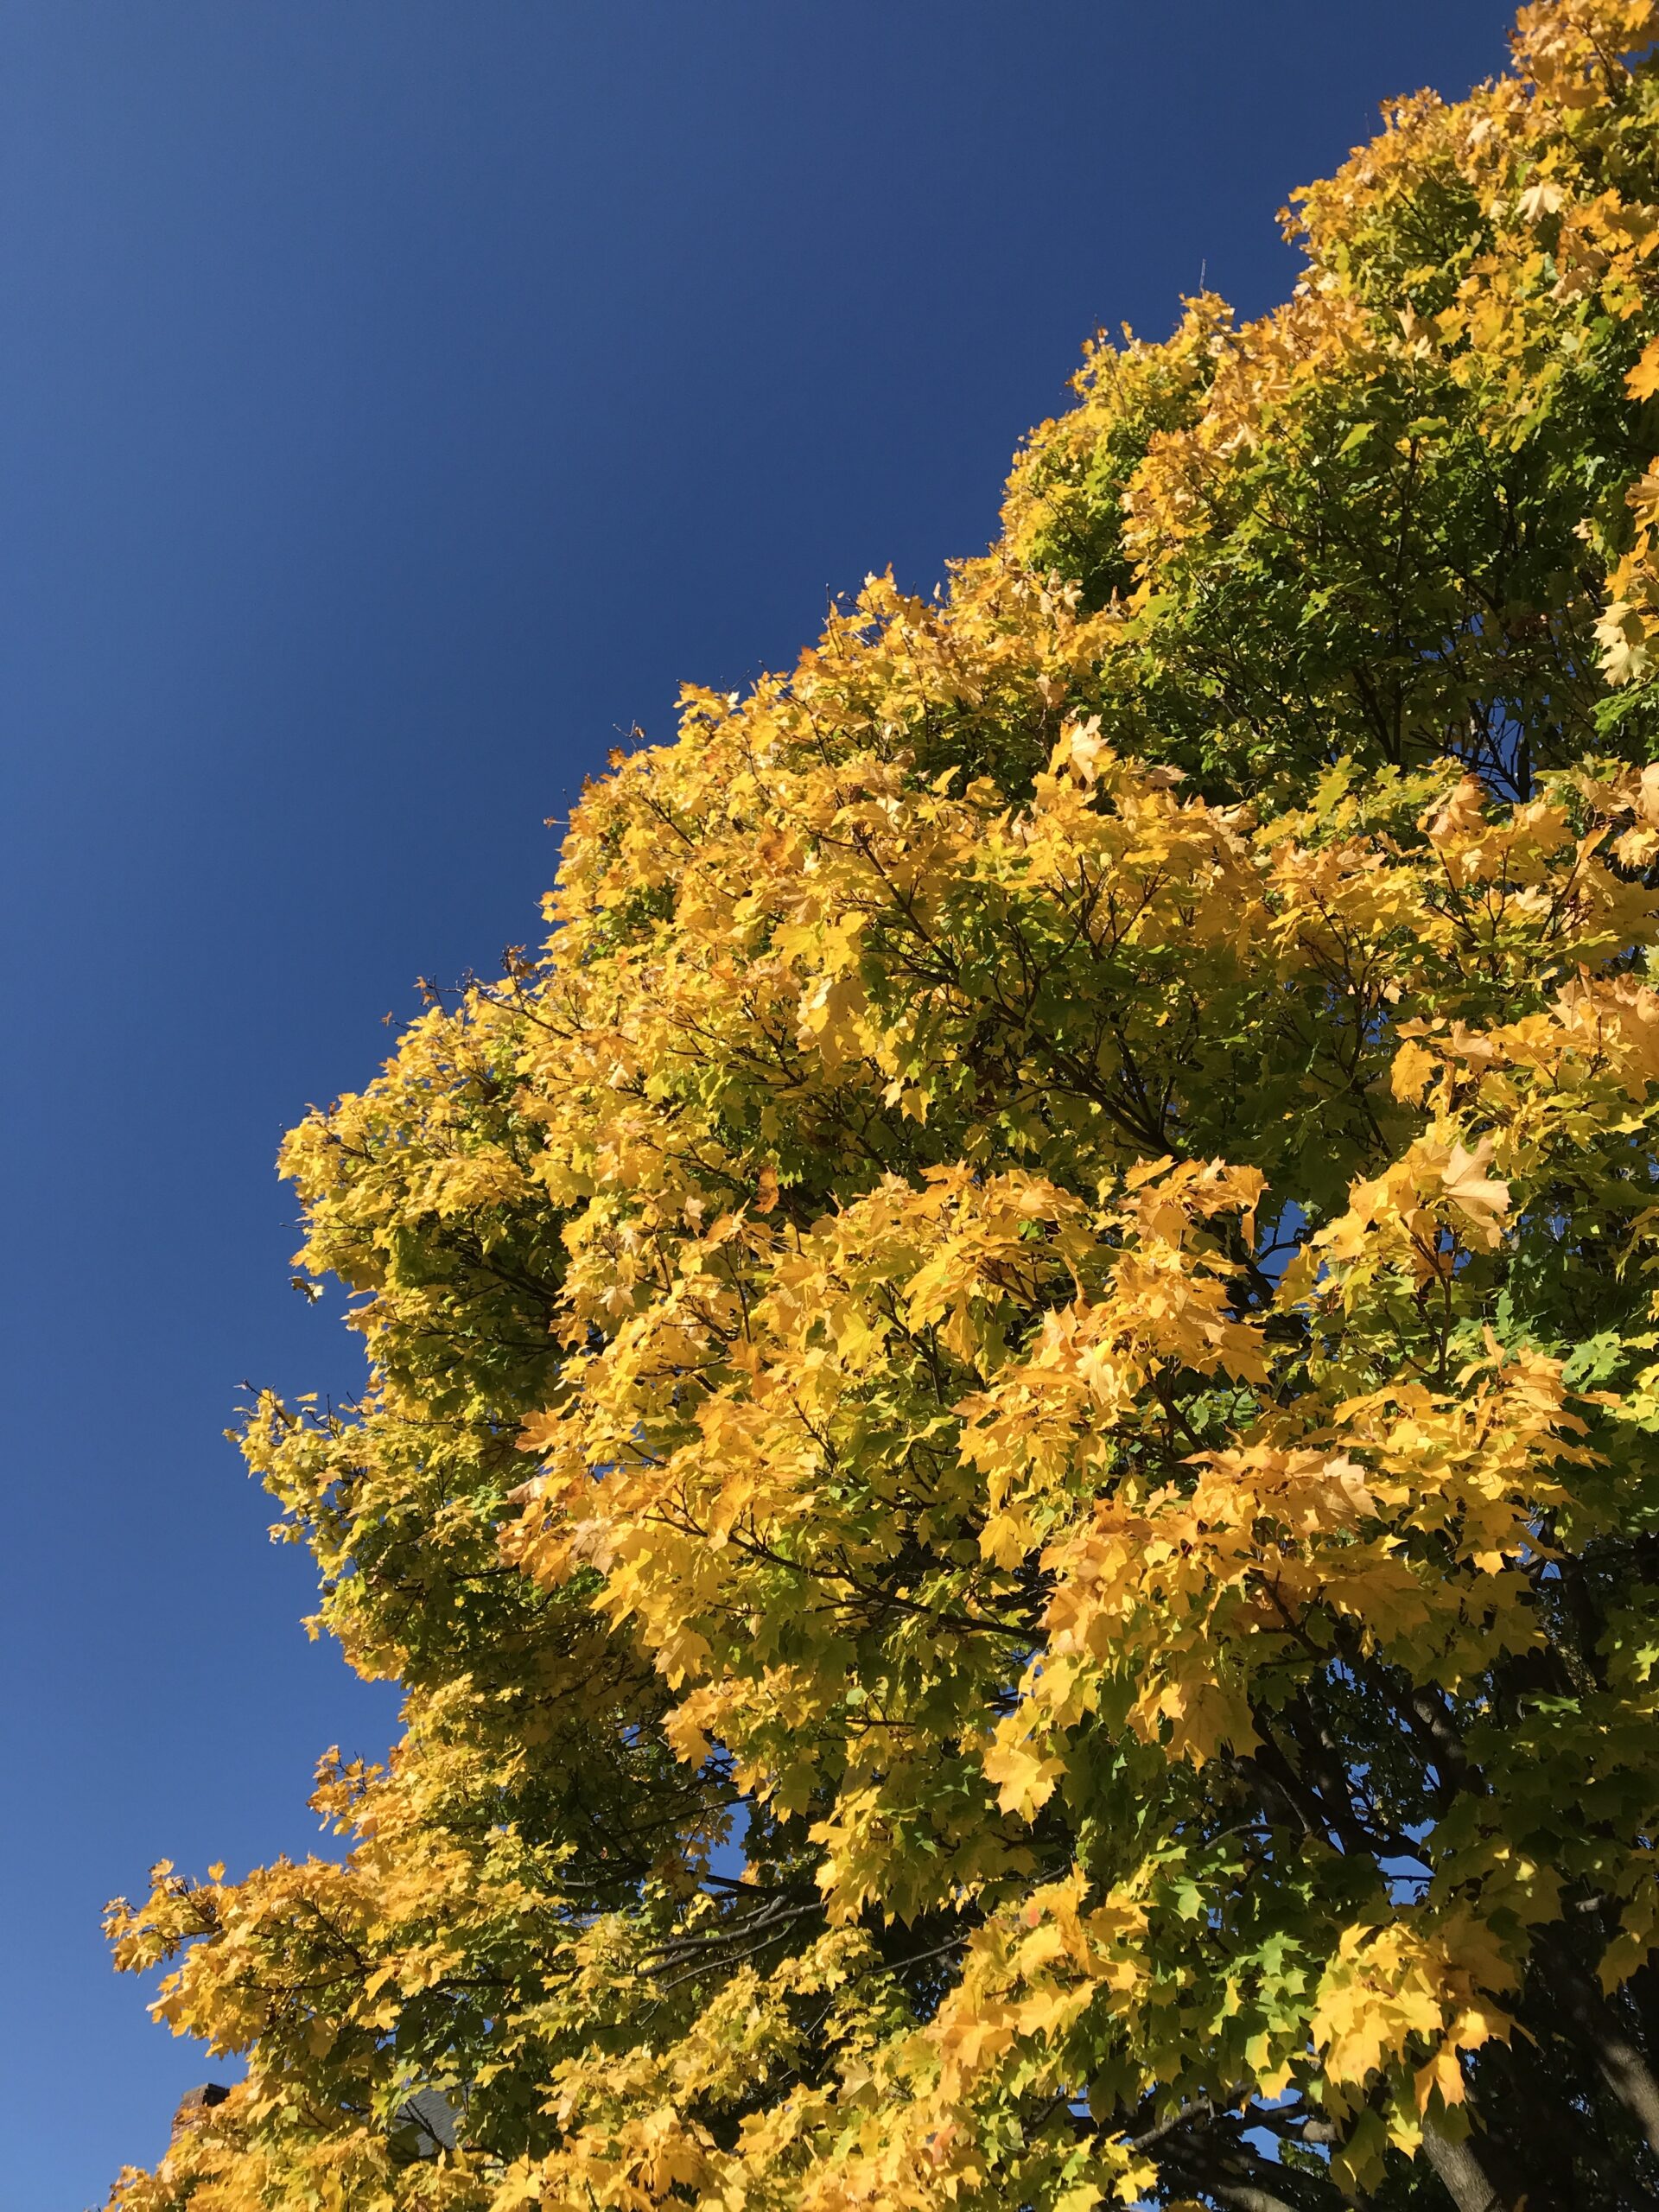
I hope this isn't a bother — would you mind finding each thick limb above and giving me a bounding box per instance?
[1417,2118,1514,2212]
[1533,1923,1659,2158]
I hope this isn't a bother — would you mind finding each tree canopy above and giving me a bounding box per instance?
[105,8,1659,2208]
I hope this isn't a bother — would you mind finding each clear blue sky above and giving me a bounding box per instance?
[0,4,1518,2203]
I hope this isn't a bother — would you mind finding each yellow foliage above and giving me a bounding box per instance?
[105,10,1659,2208]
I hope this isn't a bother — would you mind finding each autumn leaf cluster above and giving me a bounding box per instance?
[105,8,1659,2209]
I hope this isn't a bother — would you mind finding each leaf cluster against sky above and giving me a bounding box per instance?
[93,6,1659,2210]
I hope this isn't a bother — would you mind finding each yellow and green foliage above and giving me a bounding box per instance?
[106,8,1659,2207]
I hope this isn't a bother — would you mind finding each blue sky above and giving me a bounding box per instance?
[0,3,1517,2203]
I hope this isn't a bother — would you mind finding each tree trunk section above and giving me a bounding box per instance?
[1418,2118,1511,2212]
[1535,1925,1659,2157]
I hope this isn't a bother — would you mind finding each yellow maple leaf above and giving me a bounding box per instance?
[1440,1138,1510,1244]
[1629,337,1659,399]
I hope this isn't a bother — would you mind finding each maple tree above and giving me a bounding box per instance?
[103,6,1659,2208]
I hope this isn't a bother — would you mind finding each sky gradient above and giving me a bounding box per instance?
[0,4,1519,2202]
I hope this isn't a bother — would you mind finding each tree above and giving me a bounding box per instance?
[104,7,1659,2207]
